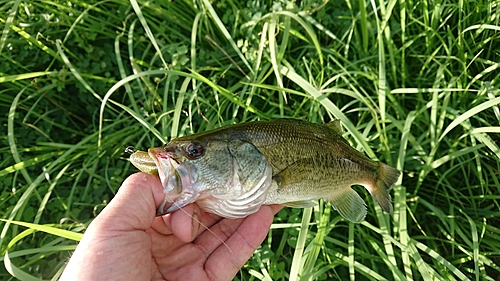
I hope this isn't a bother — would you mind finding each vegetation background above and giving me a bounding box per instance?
[1,0,499,280]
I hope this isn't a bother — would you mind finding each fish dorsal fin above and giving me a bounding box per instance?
[326,119,343,134]
[326,187,367,223]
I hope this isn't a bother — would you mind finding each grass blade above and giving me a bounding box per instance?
[289,207,312,281]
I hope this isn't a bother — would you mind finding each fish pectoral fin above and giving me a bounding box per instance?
[283,200,318,208]
[326,188,367,223]
[273,158,316,189]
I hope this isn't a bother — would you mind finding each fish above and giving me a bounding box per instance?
[127,119,400,223]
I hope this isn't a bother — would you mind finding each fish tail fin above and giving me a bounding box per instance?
[367,162,400,214]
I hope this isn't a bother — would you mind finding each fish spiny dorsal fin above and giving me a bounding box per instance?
[325,120,343,134]
[325,120,350,145]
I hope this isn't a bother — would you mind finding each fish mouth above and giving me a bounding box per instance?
[148,147,197,216]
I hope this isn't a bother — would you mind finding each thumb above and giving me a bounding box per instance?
[94,172,167,231]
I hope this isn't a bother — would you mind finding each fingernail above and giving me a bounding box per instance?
[191,211,200,240]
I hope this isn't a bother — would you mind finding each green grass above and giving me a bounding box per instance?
[1,0,500,280]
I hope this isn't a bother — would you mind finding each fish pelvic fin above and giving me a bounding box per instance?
[283,200,318,208]
[326,187,367,223]
[366,162,401,214]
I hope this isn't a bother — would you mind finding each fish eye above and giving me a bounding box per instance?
[184,142,204,159]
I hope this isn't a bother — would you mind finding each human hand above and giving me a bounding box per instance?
[60,173,282,281]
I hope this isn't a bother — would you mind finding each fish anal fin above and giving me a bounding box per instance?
[283,200,318,208]
[326,188,367,223]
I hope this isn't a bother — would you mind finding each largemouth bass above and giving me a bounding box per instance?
[128,119,400,223]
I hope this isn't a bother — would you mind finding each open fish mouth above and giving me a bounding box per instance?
[147,147,198,216]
